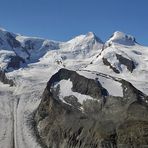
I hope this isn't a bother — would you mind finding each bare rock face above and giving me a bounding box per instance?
[102,55,136,74]
[0,37,4,45]
[5,32,21,48]
[24,40,35,50]
[102,57,120,74]
[116,54,136,72]
[7,55,25,70]
[47,69,104,99]
[34,69,148,148]
[0,70,14,86]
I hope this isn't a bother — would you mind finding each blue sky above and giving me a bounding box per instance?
[0,0,148,45]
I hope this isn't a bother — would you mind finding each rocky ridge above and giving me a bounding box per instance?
[35,69,148,148]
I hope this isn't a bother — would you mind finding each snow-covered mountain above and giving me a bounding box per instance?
[0,28,148,148]
[0,28,60,70]
[0,28,103,71]
[106,31,136,46]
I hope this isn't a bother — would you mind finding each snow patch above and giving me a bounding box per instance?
[54,79,94,104]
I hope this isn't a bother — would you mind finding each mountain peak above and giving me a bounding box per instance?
[106,31,136,46]
[67,32,103,45]
[0,27,7,32]
[86,32,96,37]
[85,32,103,44]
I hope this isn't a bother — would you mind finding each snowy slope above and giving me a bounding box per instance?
[106,31,136,46]
[86,32,148,94]
[0,83,14,148]
[77,70,123,97]
[0,28,103,71]
[0,28,60,71]
[37,32,103,70]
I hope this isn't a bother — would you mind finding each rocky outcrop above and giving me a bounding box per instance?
[102,55,136,73]
[34,69,148,148]
[5,32,21,48]
[0,70,14,86]
[102,57,120,73]
[24,40,35,50]
[7,55,25,70]
[47,69,105,99]
[0,37,4,45]
[116,54,136,72]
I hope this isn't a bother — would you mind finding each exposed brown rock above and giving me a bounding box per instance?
[34,69,148,148]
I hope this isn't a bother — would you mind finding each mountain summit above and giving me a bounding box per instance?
[107,31,136,46]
